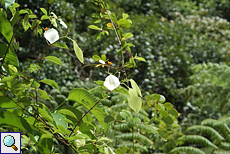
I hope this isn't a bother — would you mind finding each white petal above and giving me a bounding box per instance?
[60,20,68,29]
[104,74,120,91]
[99,59,105,65]
[44,28,59,44]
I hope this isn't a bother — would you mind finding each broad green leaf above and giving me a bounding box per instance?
[5,0,15,9]
[52,42,69,50]
[40,8,47,15]
[115,149,126,154]
[72,40,84,64]
[118,19,131,28]
[169,108,178,118]
[68,88,108,131]
[38,89,51,100]
[163,115,173,125]
[0,9,13,43]
[130,79,142,97]
[157,129,168,140]
[58,109,77,119]
[155,104,165,110]
[51,113,68,128]
[132,117,141,124]
[0,76,15,83]
[88,25,102,31]
[127,88,142,113]
[44,56,62,67]
[104,115,115,123]
[0,110,32,133]
[39,79,60,91]
[37,133,53,154]
[0,96,18,108]
[164,102,174,109]
[159,109,168,117]
[37,103,53,123]
[0,42,19,66]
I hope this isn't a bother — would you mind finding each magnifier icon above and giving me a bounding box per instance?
[3,135,18,151]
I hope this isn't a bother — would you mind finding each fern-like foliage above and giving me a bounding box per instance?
[170,116,230,154]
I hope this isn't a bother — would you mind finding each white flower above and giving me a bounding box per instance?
[60,20,68,29]
[99,59,105,65]
[104,74,120,91]
[44,28,59,44]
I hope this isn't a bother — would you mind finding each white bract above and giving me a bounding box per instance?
[104,74,120,91]
[60,20,68,29]
[99,59,105,65]
[44,28,59,44]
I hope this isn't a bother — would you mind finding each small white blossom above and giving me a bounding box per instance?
[99,59,105,65]
[44,28,59,44]
[104,74,120,91]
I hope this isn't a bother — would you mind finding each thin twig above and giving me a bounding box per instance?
[69,99,102,137]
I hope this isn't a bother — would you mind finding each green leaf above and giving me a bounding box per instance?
[0,76,15,83]
[68,88,108,131]
[104,115,115,123]
[159,95,166,103]
[51,113,68,128]
[40,8,47,15]
[39,79,60,91]
[8,64,18,73]
[130,79,142,97]
[44,56,62,67]
[122,13,129,19]
[115,148,126,154]
[128,88,142,113]
[120,110,132,120]
[101,54,106,61]
[58,109,78,119]
[5,0,15,10]
[164,102,174,109]
[0,110,32,134]
[123,33,133,39]
[0,96,18,108]
[163,115,174,125]
[0,9,13,43]
[41,15,49,20]
[169,108,178,118]
[92,55,101,61]
[0,42,19,66]
[159,109,168,117]
[52,42,69,50]
[88,25,102,31]
[37,133,53,154]
[38,89,51,100]
[48,0,54,5]
[135,56,146,62]
[118,19,131,28]
[72,40,84,64]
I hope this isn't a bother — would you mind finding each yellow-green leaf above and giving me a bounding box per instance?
[40,79,60,91]
[72,40,84,64]
[44,56,62,67]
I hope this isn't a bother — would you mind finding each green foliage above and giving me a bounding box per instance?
[170,116,230,154]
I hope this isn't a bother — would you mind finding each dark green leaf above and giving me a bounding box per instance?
[163,115,174,125]
[0,9,13,43]
[104,115,114,123]
[68,88,108,131]
[0,42,19,66]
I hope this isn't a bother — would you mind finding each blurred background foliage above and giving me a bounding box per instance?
[13,0,230,153]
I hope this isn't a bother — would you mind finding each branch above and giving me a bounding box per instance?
[69,99,102,137]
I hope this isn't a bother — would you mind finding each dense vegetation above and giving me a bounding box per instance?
[0,0,230,153]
